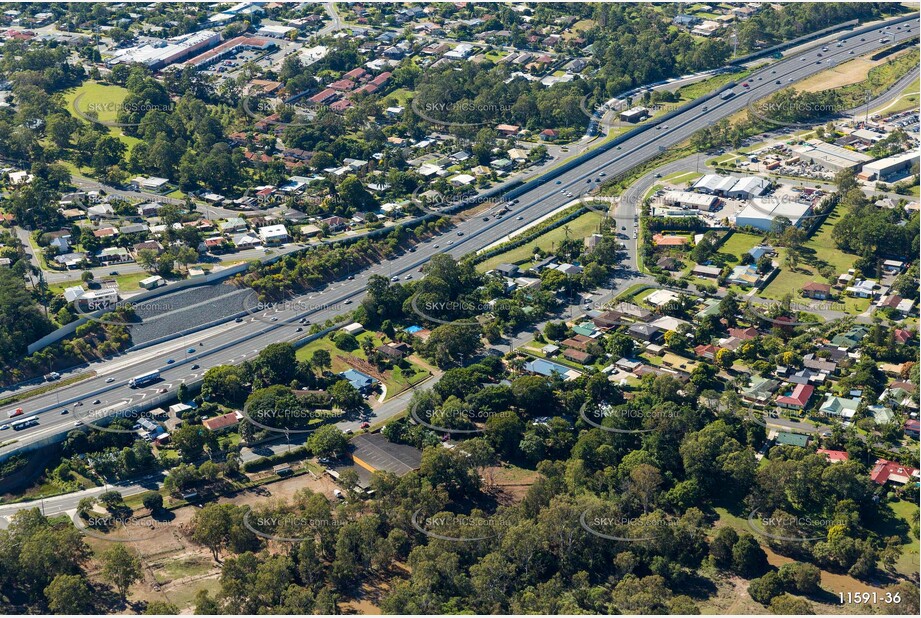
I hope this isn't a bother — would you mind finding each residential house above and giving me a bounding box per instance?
[523,358,582,381]
[339,369,379,394]
[775,432,810,447]
[202,411,242,432]
[776,383,814,410]
[818,395,860,420]
[870,459,920,485]
[801,282,831,300]
[817,449,849,463]
[628,323,661,343]
[741,376,779,405]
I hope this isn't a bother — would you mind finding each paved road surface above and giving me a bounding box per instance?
[0,16,915,461]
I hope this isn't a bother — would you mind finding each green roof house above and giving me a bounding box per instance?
[775,431,810,447]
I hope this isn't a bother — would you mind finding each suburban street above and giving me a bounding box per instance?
[1,15,916,463]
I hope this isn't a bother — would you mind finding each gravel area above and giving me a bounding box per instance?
[128,284,255,345]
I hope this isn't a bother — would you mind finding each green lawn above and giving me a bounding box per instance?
[384,88,414,106]
[761,207,862,306]
[869,499,919,577]
[675,69,752,104]
[49,271,154,296]
[872,75,920,115]
[295,331,430,400]
[62,81,141,154]
[483,50,508,62]
[718,231,765,262]
[477,211,605,272]
[662,170,699,185]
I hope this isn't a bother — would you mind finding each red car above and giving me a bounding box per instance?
[360,422,370,429]
[742,82,749,87]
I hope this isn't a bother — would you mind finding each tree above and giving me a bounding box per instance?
[732,532,769,577]
[101,544,142,599]
[190,504,233,561]
[144,601,180,614]
[307,425,348,458]
[423,323,482,367]
[709,526,738,568]
[484,411,524,458]
[544,321,568,341]
[769,594,814,614]
[748,571,785,605]
[330,380,363,411]
[142,493,164,513]
[778,562,820,595]
[256,342,297,385]
[311,349,332,373]
[202,365,247,404]
[44,574,94,614]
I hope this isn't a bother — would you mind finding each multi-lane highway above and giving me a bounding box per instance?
[1,15,916,459]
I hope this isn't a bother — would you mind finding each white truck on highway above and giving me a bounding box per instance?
[720,89,735,100]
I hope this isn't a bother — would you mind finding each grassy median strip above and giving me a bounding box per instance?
[0,372,97,408]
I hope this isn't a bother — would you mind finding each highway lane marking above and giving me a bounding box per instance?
[7,22,909,452]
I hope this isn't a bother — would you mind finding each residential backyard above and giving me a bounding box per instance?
[295,330,431,400]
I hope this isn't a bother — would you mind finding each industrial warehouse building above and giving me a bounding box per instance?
[860,151,920,181]
[107,30,221,69]
[350,433,422,476]
[663,190,718,210]
[693,174,738,195]
[619,106,649,123]
[693,174,770,198]
[735,196,813,231]
[791,139,872,172]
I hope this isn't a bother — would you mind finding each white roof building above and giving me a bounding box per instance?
[646,289,681,307]
[735,197,812,231]
[663,190,717,209]
[258,224,289,243]
[727,176,770,199]
[693,174,737,194]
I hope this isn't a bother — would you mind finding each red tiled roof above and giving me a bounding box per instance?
[802,282,831,292]
[694,344,718,358]
[870,458,919,485]
[729,327,759,340]
[776,383,814,407]
[202,412,241,431]
[817,449,849,462]
[309,88,339,104]
[329,78,356,91]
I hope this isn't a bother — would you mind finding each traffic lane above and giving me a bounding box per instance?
[4,20,912,448]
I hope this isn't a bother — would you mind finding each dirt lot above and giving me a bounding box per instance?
[83,472,344,613]
[799,54,900,92]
